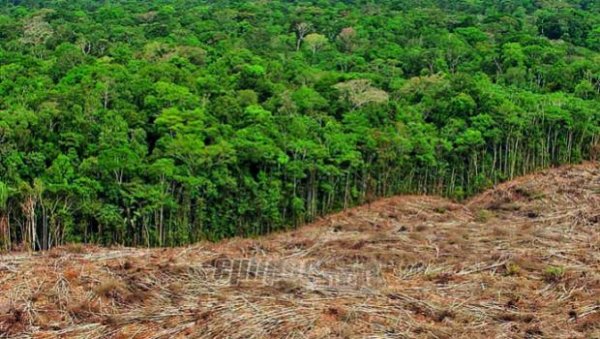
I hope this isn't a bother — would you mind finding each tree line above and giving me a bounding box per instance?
[0,0,599,250]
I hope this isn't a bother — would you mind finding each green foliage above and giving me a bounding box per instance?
[504,263,521,276]
[0,181,8,209]
[543,266,566,283]
[475,209,494,223]
[0,0,598,249]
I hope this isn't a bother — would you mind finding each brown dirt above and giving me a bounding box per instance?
[1,163,599,338]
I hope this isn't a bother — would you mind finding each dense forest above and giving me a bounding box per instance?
[0,0,599,250]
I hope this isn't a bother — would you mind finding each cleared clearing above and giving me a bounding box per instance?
[1,163,599,338]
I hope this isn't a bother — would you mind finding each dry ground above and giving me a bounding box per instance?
[1,163,599,338]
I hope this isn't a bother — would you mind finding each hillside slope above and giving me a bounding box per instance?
[1,163,599,338]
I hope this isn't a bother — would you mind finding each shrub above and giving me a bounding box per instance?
[475,209,494,223]
[542,266,565,283]
[505,263,521,276]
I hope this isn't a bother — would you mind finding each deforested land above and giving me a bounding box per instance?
[0,0,599,249]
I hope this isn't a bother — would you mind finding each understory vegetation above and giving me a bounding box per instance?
[0,0,599,249]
